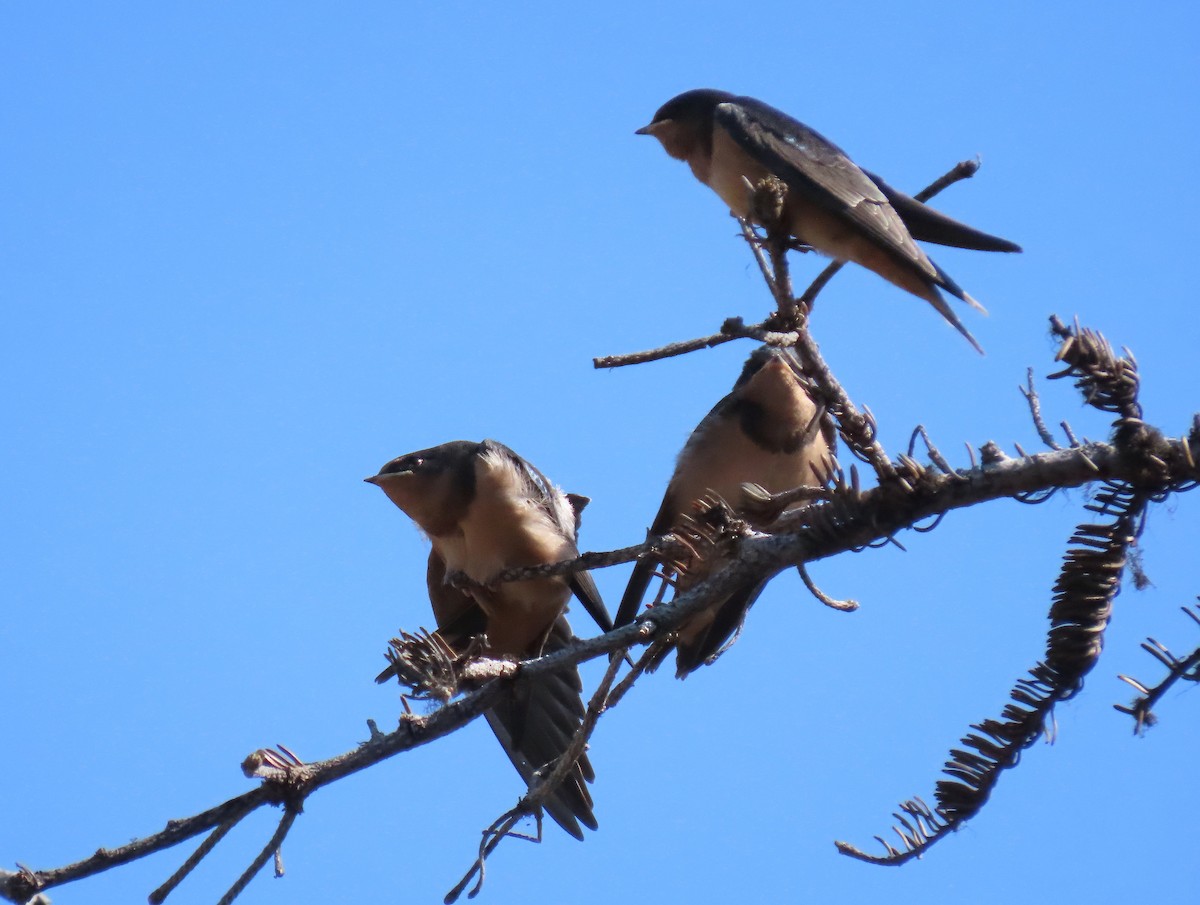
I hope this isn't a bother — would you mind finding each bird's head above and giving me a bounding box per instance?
[365,440,480,537]
[635,88,736,160]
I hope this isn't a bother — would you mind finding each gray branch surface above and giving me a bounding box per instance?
[4,429,1195,905]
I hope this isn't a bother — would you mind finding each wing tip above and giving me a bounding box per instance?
[960,290,989,316]
[925,287,986,355]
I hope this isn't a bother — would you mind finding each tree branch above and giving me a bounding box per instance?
[592,157,986,373]
[8,409,1196,902]
[1114,603,1200,733]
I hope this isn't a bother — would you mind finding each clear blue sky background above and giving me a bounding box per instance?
[4,4,1198,903]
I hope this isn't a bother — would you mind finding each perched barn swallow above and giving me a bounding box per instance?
[615,347,836,677]
[365,439,610,839]
[637,89,1021,352]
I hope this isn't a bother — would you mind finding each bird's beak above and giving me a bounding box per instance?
[634,123,656,136]
[365,467,415,485]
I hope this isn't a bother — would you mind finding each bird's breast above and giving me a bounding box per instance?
[670,416,827,517]
[433,465,574,654]
[706,128,773,219]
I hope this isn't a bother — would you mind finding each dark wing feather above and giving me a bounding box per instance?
[424,550,486,644]
[716,97,926,268]
[615,388,740,629]
[863,169,1022,252]
[619,381,739,628]
[614,487,681,628]
[674,579,769,677]
[484,616,597,839]
[570,570,613,633]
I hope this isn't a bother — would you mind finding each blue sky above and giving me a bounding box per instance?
[4,4,1198,903]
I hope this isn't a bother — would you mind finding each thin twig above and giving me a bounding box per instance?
[604,642,657,711]
[1021,368,1063,450]
[595,157,986,370]
[446,652,628,902]
[913,158,981,203]
[797,563,859,612]
[149,818,240,904]
[1114,604,1200,733]
[736,214,798,324]
[592,317,798,370]
[7,434,1198,904]
[216,808,299,905]
[793,327,897,483]
[593,331,740,369]
[2,788,270,904]
[446,539,653,593]
[910,426,956,475]
[798,260,844,311]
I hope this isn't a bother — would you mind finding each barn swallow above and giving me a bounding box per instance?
[614,346,836,676]
[636,89,1021,352]
[365,439,610,839]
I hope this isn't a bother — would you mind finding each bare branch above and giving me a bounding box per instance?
[6,307,1198,903]
[2,788,270,904]
[913,158,982,202]
[442,437,1194,596]
[602,644,658,711]
[148,818,239,904]
[793,328,898,484]
[797,563,859,612]
[445,650,631,902]
[216,808,299,905]
[840,478,1149,864]
[594,157,990,372]
[592,329,740,369]
[18,431,1178,902]
[1114,603,1200,733]
[837,319,1173,865]
[909,425,956,475]
[1049,315,1142,423]
[591,317,798,370]
[1020,368,1063,450]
